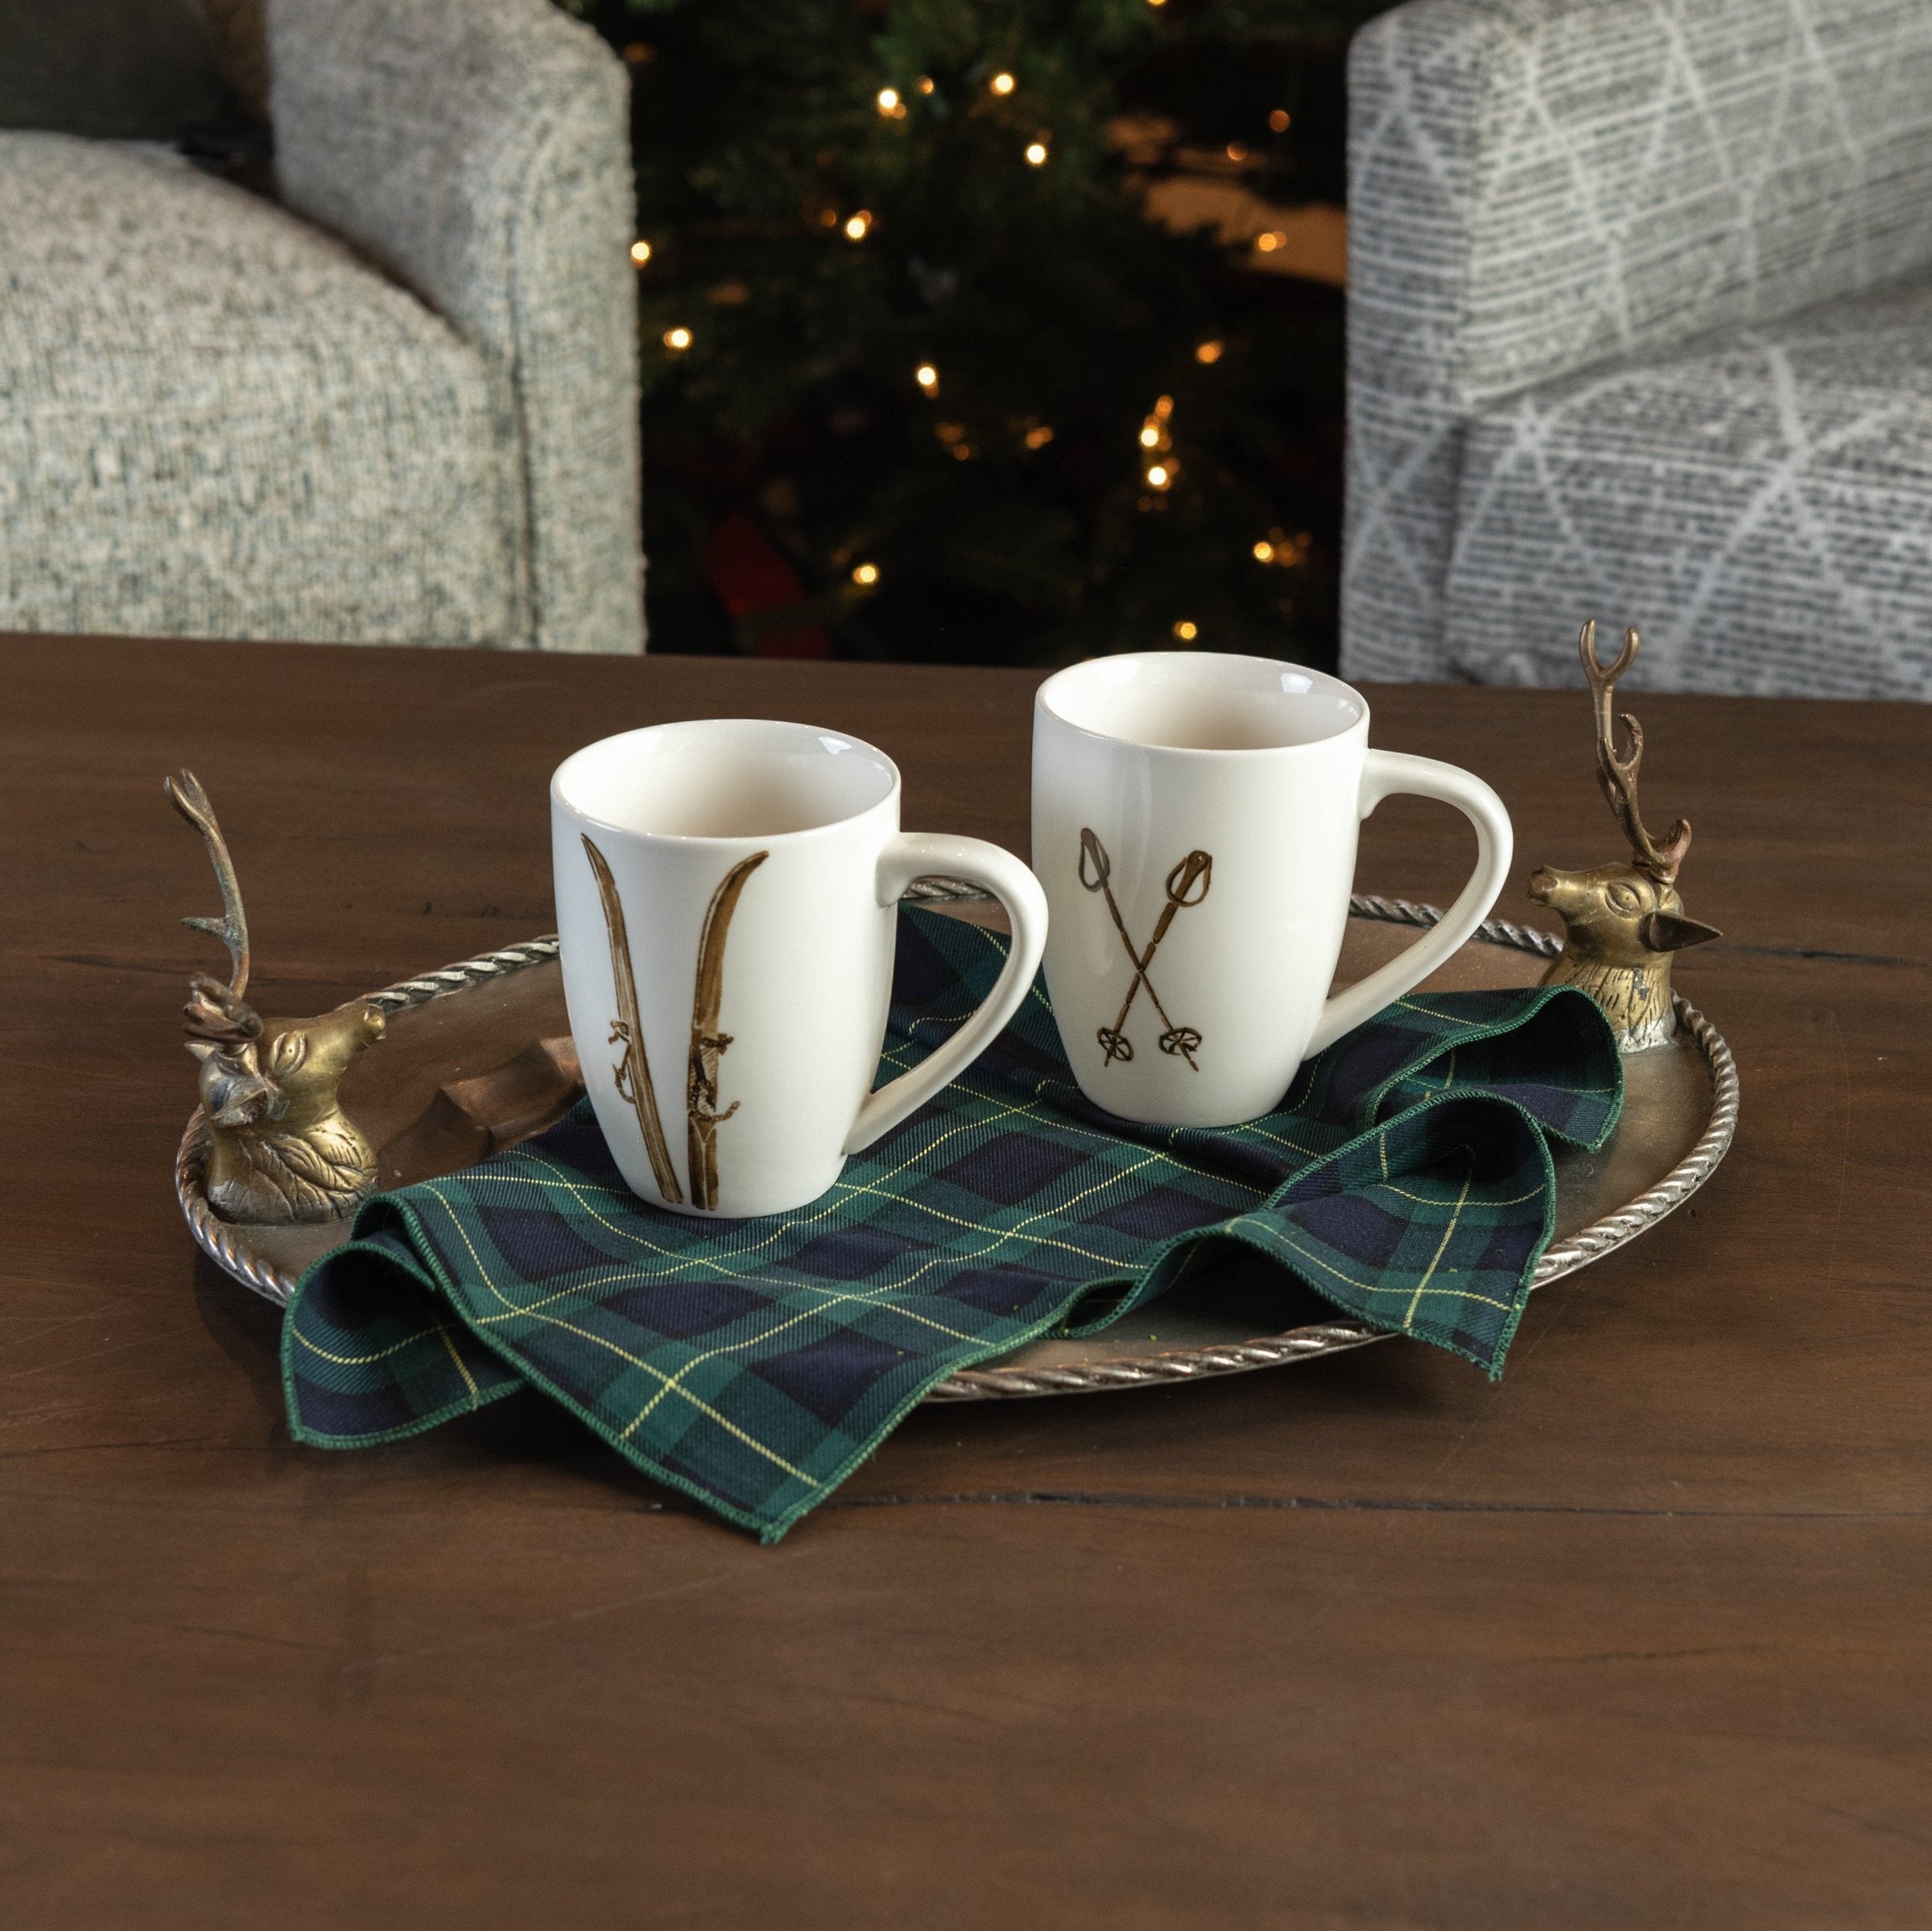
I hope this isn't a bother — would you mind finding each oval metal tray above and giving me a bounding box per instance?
[178,891,1737,1402]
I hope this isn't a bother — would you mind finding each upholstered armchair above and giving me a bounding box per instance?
[0,0,643,654]
[1342,0,1932,698]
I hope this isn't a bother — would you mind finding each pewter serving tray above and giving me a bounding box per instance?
[178,892,1736,1401]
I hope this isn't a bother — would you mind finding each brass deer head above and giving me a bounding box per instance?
[168,772,386,1223]
[1528,624,1721,1051]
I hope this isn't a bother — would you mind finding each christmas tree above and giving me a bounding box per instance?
[574,0,1379,666]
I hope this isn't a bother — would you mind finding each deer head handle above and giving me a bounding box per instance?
[1530,625,1720,1052]
[169,772,385,1223]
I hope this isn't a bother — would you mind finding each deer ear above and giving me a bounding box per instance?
[1640,910,1722,952]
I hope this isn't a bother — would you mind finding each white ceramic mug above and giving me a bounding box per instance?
[552,719,1047,1217]
[1032,652,1513,1127]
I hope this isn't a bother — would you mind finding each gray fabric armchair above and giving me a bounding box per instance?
[1341,0,1932,698]
[0,0,643,654]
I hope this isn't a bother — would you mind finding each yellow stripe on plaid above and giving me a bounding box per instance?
[425,1185,824,1489]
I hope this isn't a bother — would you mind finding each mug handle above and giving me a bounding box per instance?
[1302,752,1514,1058]
[843,832,1050,1155]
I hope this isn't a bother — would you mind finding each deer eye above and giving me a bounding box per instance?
[267,1029,309,1078]
[1608,882,1643,913]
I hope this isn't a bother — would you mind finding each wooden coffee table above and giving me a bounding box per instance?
[5,633,1928,1928]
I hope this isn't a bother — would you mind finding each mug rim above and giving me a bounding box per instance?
[551,716,902,845]
[1035,650,1370,757]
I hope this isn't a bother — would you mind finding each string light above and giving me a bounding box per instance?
[629,239,653,266]
[915,362,939,394]
[621,42,652,64]
[1269,108,1291,132]
[663,327,691,351]
[1255,231,1286,253]
[990,71,1016,95]
[877,87,902,116]
[1173,620,1197,641]
[1148,0,1167,8]
[852,562,880,586]
[1022,423,1055,449]
[1195,340,1224,365]
[1146,463,1171,489]
[917,76,935,95]
[1025,140,1049,166]
[1139,398,1172,460]
[844,210,873,241]
[1226,142,1248,163]
[1257,529,1313,568]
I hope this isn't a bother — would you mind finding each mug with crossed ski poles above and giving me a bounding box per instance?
[1036,651,1512,1128]
[1077,827,1212,1070]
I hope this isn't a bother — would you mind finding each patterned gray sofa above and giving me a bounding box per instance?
[0,0,643,654]
[1342,0,1932,699]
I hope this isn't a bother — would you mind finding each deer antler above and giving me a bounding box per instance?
[1576,621,1691,882]
[167,770,262,1045]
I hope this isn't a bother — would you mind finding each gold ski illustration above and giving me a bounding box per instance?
[686,851,769,1211]
[581,834,683,1204]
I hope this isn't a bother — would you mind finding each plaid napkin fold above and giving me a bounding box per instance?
[283,908,1623,1541]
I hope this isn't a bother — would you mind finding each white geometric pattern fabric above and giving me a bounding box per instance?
[1446,273,1932,697]
[1343,0,1932,694]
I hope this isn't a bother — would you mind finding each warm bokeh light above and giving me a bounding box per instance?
[1173,620,1198,641]
[1256,232,1284,253]
[1023,423,1055,448]
[1025,141,1049,166]
[1153,394,1174,419]
[1138,424,1160,448]
[1253,540,1275,563]
[990,72,1016,95]
[915,363,939,394]
[1269,108,1291,133]
[629,240,652,266]
[877,87,901,114]
[844,210,872,241]
[1146,464,1170,489]
[852,562,880,586]
[663,327,691,351]
[917,76,935,95]
[1195,340,1224,365]
[1226,142,1248,162]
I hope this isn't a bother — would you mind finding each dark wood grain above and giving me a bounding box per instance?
[3,633,1929,1929]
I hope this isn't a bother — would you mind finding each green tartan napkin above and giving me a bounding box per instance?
[283,909,1622,1541]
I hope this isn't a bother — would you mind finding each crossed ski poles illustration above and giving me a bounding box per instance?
[1078,827,1212,1070]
